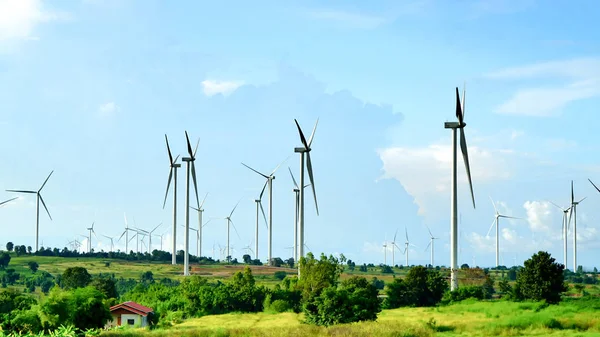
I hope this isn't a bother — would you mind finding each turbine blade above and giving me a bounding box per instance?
[185,131,194,157]
[499,215,523,220]
[118,231,126,241]
[577,197,587,203]
[589,178,600,194]
[288,167,299,189]
[191,161,200,208]
[6,190,36,194]
[259,201,268,229]
[259,180,268,200]
[165,134,174,165]
[306,152,319,216]
[39,170,54,192]
[199,192,209,209]
[230,219,241,240]
[489,196,498,213]
[424,242,431,252]
[459,128,476,209]
[202,219,213,228]
[241,163,269,179]
[455,87,464,124]
[393,229,398,243]
[190,206,200,212]
[548,200,563,211]
[39,194,52,220]
[307,118,319,147]
[425,224,433,238]
[271,155,291,176]
[230,198,242,218]
[193,138,200,157]
[462,83,466,120]
[294,119,309,149]
[0,197,18,207]
[162,167,173,209]
[151,223,162,233]
[486,218,496,237]
[571,180,574,205]
[405,227,408,242]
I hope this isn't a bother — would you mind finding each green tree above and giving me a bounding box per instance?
[243,254,251,264]
[515,251,567,304]
[594,267,598,274]
[27,261,39,273]
[0,253,10,269]
[90,276,118,299]
[40,286,111,331]
[27,246,32,254]
[61,267,91,290]
[384,266,448,308]
[140,271,154,284]
[297,253,344,300]
[5,242,13,252]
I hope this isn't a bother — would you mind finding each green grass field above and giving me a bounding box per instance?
[100,298,600,337]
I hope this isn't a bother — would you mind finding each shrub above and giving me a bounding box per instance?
[274,271,287,280]
[515,251,567,304]
[443,285,484,302]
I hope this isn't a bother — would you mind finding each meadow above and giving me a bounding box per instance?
[98,297,600,337]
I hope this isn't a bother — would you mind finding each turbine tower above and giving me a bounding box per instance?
[487,197,523,267]
[390,230,399,267]
[444,87,476,290]
[86,222,97,252]
[223,199,242,261]
[182,131,200,276]
[424,225,439,267]
[382,241,387,265]
[293,118,320,277]
[241,158,288,264]
[7,170,54,252]
[163,134,181,265]
[403,228,417,267]
[118,213,135,253]
[549,201,571,269]
[569,181,586,271]
[190,193,208,258]
[251,186,268,261]
[288,167,310,264]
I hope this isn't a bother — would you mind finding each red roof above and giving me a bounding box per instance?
[110,301,154,316]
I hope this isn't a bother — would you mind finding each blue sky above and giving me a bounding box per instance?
[1,0,600,270]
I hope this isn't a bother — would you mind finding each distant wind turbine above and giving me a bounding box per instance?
[190,193,209,258]
[569,181,586,270]
[222,199,242,260]
[549,201,571,269]
[163,134,181,265]
[86,222,97,252]
[424,225,439,267]
[7,170,54,252]
[102,234,117,252]
[390,230,401,267]
[403,228,417,267]
[487,197,523,267]
[444,86,476,290]
[182,131,200,276]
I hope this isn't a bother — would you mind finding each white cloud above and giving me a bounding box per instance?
[486,58,600,116]
[98,102,119,116]
[523,200,555,233]
[0,0,65,41]
[378,142,514,217]
[201,80,243,97]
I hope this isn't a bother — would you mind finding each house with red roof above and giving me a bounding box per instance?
[107,301,154,328]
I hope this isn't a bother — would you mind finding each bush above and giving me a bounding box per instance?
[515,251,567,304]
[443,285,484,302]
[274,271,287,280]
[384,266,448,308]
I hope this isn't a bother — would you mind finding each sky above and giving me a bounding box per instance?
[1,0,600,270]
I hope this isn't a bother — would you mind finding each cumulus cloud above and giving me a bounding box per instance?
[201,80,244,97]
[378,143,514,217]
[523,200,555,233]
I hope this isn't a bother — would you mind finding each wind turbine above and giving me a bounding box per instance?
[86,222,97,252]
[156,231,168,251]
[241,157,288,265]
[7,170,54,252]
[137,223,162,253]
[569,181,586,271]
[190,193,209,258]
[390,230,399,267]
[182,131,200,276]
[251,187,268,261]
[424,225,439,267]
[293,118,320,277]
[102,234,117,252]
[487,197,523,267]
[163,134,181,265]
[0,197,17,208]
[118,213,135,253]
[223,199,242,261]
[382,241,388,265]
[549,201,571,269]
[403,228,417,267]
[444,87,476,290]
[288,167,311,263]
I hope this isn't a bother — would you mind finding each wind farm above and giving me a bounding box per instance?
[1,2,600,335]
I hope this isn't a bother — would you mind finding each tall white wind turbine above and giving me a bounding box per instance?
[288,167,310,264]
[293,118,320,277]
[163,134,181,265]
[241,157,288,265]
[390,230,399,267]
[444,87,476,290]
[182,131,200,276]
[487,197,523,267]
[569,181,586,271]
[403,228,417,267]
[86,222,97,252]
[223,199,242,261]
[7,170,54,252]
[549,201,571,269]
[118,213,136,253]
[424,225,439,267]
[382,241,388,265]
[190,193,208,257]
[102,234,117,252]
[251,186,268,261]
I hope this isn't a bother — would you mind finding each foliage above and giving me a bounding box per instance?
[61,267,91,290]
[0,253,10,269]
[27,262,39,273]
[297,253,344,300]
[371,277,385,290]
[304,276,381,326]
[444,285,484,302]
[39,286,111,332]
[380,265,393,274]
[273,271,287,280]
[515,251,567,304]
[384,266,448,308]
[5,243,13,252]
[90,275,118,299]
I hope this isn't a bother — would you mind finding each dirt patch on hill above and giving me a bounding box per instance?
[190,264,296,277]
